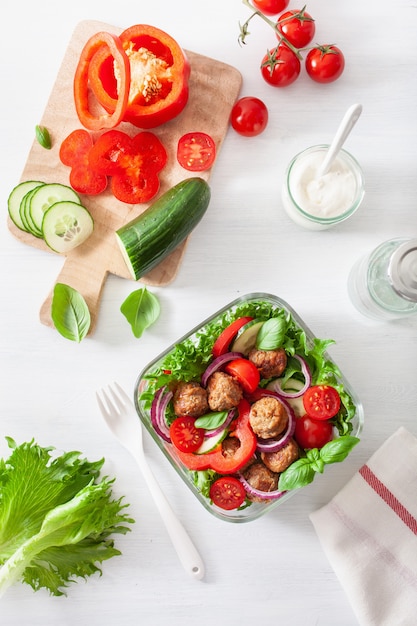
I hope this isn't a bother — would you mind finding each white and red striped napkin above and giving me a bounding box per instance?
[310,427,417,626]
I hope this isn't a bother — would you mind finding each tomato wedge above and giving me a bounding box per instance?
[174,399,257,473]
[209,477,246,510]
[74,31,130,131]
[170,416,205,453]
[177,132,216,172]
[212,316,254,358]
[303,385,341,420]
[224,358,260,394]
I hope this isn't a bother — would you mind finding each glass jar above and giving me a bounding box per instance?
[347,238,417,320]
[281,145,365,231]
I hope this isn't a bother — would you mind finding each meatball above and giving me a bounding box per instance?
[248,347,287,379]
[172,381,209,417]
[249,396,288,439]
[206,371,243,411]
[221,436,241,459]
[261,438,299,473]
[243,461,279,502]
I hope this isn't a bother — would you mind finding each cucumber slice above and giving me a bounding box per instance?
[29,183,81,235]
[42,201,94,253]
[8,180,44,232]
[196,427,228,454]
[231,319,264,355]
[21,188,44,237]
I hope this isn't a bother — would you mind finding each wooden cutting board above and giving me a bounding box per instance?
[8,20,242,334]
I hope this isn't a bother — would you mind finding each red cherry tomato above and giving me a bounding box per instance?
[224,358,260,394]
[261,44,301,88]
[253,0,290,16]
[277,9,315,49]
[176,132,216,171]
[212,316,254,357]
[305,45,345,83]
[230,97,268,137]
[294,415,333,449]
[170,416,205,453]
[303,385,341,420]
[210,476,246,510]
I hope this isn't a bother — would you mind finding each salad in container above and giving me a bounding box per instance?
[134,293,363,523]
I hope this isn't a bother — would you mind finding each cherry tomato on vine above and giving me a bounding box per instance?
[230,97,268,137]
[209,477,246,510]
[170,416,205,453]
[305,45,345,83]
[177,132,216,171]
[261,44,301,88]
[277,8,315,49]
[252,0,290,16]
[303,385,341,420]
[294,415,333,449]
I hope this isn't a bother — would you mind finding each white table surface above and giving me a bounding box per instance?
[1,0,417,624]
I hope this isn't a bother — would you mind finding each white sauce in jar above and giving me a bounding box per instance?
[290,151,356,218]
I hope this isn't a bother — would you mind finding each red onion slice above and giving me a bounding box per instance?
[267,355,311,398]
[201,351,243,387]
[239,473,287,501]
[254,393,296,453]
[150,385,172,443]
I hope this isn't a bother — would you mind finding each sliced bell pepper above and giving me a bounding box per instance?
[174,399,257,474]
[74,31,130,131]
[87,24,190,129]
[88,129,167,204]
[59,129,108,195]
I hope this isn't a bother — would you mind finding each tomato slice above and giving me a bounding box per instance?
[177,132,216,172]
[170,416,205,453]
[212,316,254,358]
[303,385,341,420]
[224,358,260,394]
[294,414,333,449]
[209,477,246,510]
[175,399,257,473]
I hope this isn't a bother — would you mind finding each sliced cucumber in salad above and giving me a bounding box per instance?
[8,180,94,253]
[231,319,264,355]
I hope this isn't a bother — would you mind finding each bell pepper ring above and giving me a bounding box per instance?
[74,31,130,131]
[87,24,191,129]
[174,399,257,474]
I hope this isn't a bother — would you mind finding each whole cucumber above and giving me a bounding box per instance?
[116,177,211,280]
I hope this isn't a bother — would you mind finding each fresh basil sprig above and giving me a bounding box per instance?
[120,287,160,338]
[35,124,52,150]
[279,435,360,491]
[195,411,228,430]
[51,283,91,342]
[256,317,286,350]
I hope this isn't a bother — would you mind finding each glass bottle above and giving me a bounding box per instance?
[348,238,417,320]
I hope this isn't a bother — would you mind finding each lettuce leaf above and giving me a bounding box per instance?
[0,438,134,597]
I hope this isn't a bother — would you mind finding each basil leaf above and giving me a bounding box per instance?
[256,317,286,350]
[120,287,160,338]
[35,124,52,149]
[278,457,316,491]
[320,436,360,464]
[51,283,91,342]
[195,411,228,429]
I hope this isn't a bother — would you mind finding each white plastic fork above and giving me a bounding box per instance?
[96,382,205,581]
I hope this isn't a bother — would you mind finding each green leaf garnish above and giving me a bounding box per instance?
[120,287,160,338]
[256,317,286,350]
[195,411,228,429]
[35,125,52,149]
[51,283,91,342]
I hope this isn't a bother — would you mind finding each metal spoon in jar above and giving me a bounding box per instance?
[317,103,363,178]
